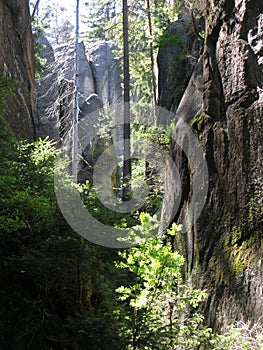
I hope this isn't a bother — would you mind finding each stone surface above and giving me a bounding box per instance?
[161,0,263,330]
[157,18,203,113]
[55,42,95,106]
[34,36,59,140]
[34,40,97,140]
[89,41,122,104]
[0,0,35,139]
[34,41,123,141]
[175,56,203,124]
[79,93,103,119]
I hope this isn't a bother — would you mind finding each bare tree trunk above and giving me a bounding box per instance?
[72,0,80,181]
[146,0,157,124]
[123,0,131,198]
[31,0,41,20]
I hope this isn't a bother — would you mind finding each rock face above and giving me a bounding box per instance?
[34,40,122,140]
[0,0,35,139]
[34,41,96,140]
[199,0,263,329]
[34,36,59,140]
[161,0,263,330]
[89,41,122,105]
[157,18,203,113]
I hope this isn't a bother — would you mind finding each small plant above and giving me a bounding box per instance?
[210,320,263,349]
[115,222,211,349]
[0,76,17,109]
[155,31,184,49]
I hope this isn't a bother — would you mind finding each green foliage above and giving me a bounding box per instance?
[0,77,17,109]
[131,122,171,147]
[32,23,47,78]
[0,121,123,349]
[30,0,74,46]
[83,0,118,42]
[78,181,140,228]
[190,111,204,128]
[116,223,212,349]
[190,112,205,139]
[155,31,184,49]
[209,321,263,350]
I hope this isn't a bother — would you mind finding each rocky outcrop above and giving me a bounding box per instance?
[34,41,96,140]
[161,0,263,330]
[34,40,123,140]
[199,0,263,330]
[157,17,203,113]
[89,41,122,105]
[0,0,35,139]
[34,36,59,140]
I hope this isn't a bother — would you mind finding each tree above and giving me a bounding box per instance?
[122,0,132,198]
[72,0,80,181]
[146,0,157,123]
[83,0,118,42]
[116,219,212,349]
[30,0,74,45]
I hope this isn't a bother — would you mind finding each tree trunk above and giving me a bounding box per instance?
[72,0,80,181]
[146,0,157,124]
[122,0,131,198]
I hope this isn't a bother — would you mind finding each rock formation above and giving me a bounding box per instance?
[159,0,262,330]
[0,0,35,139]
[34,40,123,141]
[89,41,122,105]
[34,36,59,140]
[157,16,203,113]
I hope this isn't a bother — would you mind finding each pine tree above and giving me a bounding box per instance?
[30,0,74,45]
[83,0,118,42]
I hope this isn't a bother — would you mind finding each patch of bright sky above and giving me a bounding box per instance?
[35,0,89,33]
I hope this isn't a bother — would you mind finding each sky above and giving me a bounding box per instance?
[33,0,89,34]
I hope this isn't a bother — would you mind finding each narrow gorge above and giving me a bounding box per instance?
[0,0,262,348]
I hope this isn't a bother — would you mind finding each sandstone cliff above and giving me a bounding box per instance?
[34,40,122,141]
[0,0,35,139]
[159,0,262,330]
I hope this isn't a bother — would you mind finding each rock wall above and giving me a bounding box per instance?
[157,17,203,113]
[89,41,122,105]
[34,36,59,140]
[0,0,35,139]
[200,0,263,330]
[160,0,262,330]
[34,40,122,140]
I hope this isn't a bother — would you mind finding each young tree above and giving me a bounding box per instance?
[116,220,211,349]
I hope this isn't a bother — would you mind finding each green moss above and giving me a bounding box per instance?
[190,112,205,140]
[209,226,262,285]
[223,227,242,246]
[190,112,205,130]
